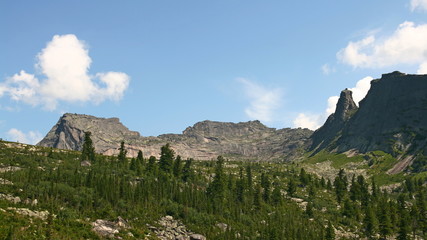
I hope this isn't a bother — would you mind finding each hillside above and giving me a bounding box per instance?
[37,114,312,161]
[1,139,427,239]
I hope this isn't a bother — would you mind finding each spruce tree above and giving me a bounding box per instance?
[236,167,245,203]
[118,141,127,168]
[261,173,271,203]
[159,143,174,173]
[271,183,282,205]
[146,156,157,174]
[253,184,262,210]
[173,155,183,178]
[364,204,378,239]
[182,158,193,182]
[287,178,297,197]
[325,222,335,240]
[80,131,95,162]
[207,156,226,208]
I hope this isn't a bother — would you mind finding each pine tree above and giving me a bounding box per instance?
[305,201,314,218]
[364,204,378,239]
[253,184,262,210]
[271,183,282,205]
[130,158,137,171]
[173,155,183,178]
[80,131,95,162]
[182,158,193,182]
[334,169,347,203]
[261,173,271,203]
[118,141,127,168]
[236,167,245,203]
[207,156,226,208]
[397,194,410,240]
[159,143,174,173]
[287,178,297,197]
[136,150,144,175]
[146,156,157,174]
[299,168,309,186]
[378,198,392,239]
[325,222,335,240]
[246,165,253,193]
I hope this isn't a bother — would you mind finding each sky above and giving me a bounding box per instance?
[1,0,427,144]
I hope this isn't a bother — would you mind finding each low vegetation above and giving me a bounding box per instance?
[0,134,426,239]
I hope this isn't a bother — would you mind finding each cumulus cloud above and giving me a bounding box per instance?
[293,113,323,130]
[411,0,427,11]
[337,22,427,71]
[293,76,373,130]
[0,34,130,110]
[7,128,43,145]
[238,78,283,122]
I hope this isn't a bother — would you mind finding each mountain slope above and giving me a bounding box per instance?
[38,113,312,161]
[310,71,427,166]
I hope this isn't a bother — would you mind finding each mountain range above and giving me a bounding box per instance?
[38,71,427,168]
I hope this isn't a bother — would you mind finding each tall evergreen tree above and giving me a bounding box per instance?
[182,158,193,182]
[261,173,271,203]
[236,167,245,203]
[378,198,393,239]
[159,143,174,173]
[364,204,378,239]
[334,169,348,203]
[271,183,282,205]
[207,156,226,208]
[173,155,183,178]
[287,178,297,197]
[253,184,262,210]
[118,141,127,168]
[397,194,410,240]
[80,131,95,162]
[325,222,335,240]
[146,156,157,174]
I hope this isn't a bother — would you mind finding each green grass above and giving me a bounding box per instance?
[304,150,365,169]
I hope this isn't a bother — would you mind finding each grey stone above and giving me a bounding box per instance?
[310,71,427,173]
[38,113,312,161]
[190,234,206,240]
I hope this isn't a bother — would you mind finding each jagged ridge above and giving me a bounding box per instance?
[38,114,312,161]
[311,71,427,159]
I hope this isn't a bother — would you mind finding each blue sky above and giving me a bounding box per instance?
[1,0,427,144]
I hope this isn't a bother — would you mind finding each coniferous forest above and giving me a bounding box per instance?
[0,133,427,239]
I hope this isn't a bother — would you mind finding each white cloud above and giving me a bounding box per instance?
[293,76,373,130]
[417,62,427,74]
[410,0,427,11]
[293,113,323,130]
[7,128,43,145]
[237,78,283,122]
[326,96,340,115]
[337,22,427,71]
[321,64,335,75]
[1,34,130,110]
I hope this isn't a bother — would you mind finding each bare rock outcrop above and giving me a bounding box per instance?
[310,71,427,172]
[38,114,312,161]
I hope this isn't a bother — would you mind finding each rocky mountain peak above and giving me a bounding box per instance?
[37,113,140,152]
[310,71,427,167]
[335,89,358,122]
[182,120,269,138]
[38,114,312,161]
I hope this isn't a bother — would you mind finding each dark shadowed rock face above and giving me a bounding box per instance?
[310,89,358,154]
[38,114,312,161]
[311,71,427,157]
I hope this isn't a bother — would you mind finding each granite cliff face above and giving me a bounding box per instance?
[38,114,312,161]
[311,71,427,159]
